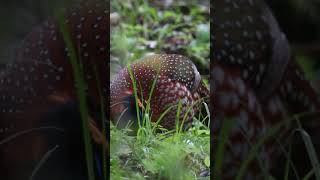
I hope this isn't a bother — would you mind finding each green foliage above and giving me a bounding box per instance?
[110,1,210,179]
[111,0,209,72]
[111,59,210,179]
[110,119,210,180]
[57,10,96,180]
[212,113,320,180]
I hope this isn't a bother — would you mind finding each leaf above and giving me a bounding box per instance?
[204,156,210,168]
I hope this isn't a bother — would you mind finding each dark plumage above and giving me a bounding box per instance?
[110,54,209,129]
[0,1,108,179]
[212,0,320,179]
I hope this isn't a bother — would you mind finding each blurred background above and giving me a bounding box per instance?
[110,0,210,78]
[266,0,320,91]
[0,1,319,79]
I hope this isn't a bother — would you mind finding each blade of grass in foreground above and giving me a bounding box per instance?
[29,145,60,180]
[93,65,108,180]
[295,117,320,180]
[279,129,301,180]
[235,121,286,180]
[57,10,95,180]
[284,140,293,180]
[303,165,320,180]
[213,118,235,180]
[127,65,141,128]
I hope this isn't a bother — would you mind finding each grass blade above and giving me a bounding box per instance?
[57,10,95,180]
[213,118,235,180]
[296,117,320,180]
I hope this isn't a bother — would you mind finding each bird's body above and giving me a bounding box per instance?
[212,0,320,179]
[0,1,108,179]
[212,63,288,179]
[110,54,209,129]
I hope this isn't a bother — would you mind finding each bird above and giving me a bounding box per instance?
[0,1,108,179]
[212,0,320,179]
[110,54,209,130]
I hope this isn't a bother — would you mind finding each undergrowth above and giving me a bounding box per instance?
[110,65,210,179]
[110,115,210,180]
[213,113,320,180]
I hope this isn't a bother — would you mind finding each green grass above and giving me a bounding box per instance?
[110,0,209,73]
[57,10,96,180]
[110,63,210,179]
[212,111,320,180]
[57,6,110,179]
[110,1,210,179]
[1,7,108,178]
[295,115,320,180]
[110,113,210,180]
[110,1,319,180]
[1,4,109,180]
